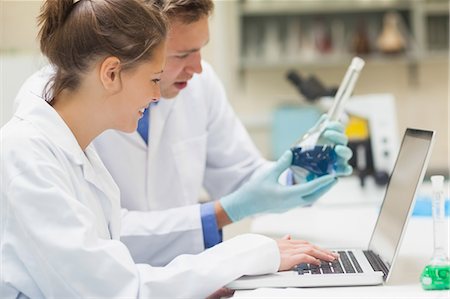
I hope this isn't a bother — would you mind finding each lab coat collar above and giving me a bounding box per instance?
[15,95,85,166]
[15,95,121,224]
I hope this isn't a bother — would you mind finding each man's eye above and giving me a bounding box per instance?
[152,79,161,84]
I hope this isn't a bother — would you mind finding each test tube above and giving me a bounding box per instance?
[296,57,365,149]
[431,175,448,263]
[327,57,365,122]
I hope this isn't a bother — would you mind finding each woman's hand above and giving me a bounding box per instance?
[276,235,339,271]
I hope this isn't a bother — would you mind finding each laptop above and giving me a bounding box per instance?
[228,128,435,289]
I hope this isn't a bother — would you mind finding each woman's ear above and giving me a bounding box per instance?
[100,57,122,94]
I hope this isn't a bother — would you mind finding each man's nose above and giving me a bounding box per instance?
[185,51,202,75]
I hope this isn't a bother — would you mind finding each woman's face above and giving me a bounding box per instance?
[110,42,166,132]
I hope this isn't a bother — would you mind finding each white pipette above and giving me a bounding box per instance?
[299,57,365,148]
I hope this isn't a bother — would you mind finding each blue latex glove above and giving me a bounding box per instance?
[220,150,337,222]
[317,114,353,176]
[292,114,353,183]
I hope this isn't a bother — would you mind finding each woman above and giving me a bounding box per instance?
[0,0,338,298]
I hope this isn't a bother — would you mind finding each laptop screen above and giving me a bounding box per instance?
[368,129,434,273]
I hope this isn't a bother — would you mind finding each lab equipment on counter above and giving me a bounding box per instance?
[420,175,450,290]
[290,57,365,182]
[344,94,399,187]
[286,70,337,102]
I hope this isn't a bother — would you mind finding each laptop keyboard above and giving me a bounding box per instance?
[293,251,363,275]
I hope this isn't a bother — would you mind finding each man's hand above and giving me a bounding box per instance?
[220,150,337,222]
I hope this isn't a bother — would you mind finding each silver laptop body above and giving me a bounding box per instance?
[228,128,435,289]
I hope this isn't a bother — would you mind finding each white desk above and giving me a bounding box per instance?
[232,177,450,298]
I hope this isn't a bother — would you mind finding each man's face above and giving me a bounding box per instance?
[160,16,209,99]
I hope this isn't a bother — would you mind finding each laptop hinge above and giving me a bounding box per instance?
[363,250,389,279]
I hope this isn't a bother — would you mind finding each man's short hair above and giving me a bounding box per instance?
[151,0,214,24]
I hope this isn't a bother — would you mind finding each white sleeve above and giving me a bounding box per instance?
[4,166,279,298]
[136,233,280,298]
[201,62,270,199]
[120,205,205,266]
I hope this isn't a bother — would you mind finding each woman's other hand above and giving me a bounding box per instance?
[277,235,339,271]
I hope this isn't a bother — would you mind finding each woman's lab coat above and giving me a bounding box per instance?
[16,62,271,266]
[0,95,280,298]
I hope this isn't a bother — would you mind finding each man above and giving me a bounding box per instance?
[15,0,352,267]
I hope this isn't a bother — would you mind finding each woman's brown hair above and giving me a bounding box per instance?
[38,0,168,101]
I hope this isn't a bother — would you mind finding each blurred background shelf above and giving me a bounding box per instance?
[240,0,414,15]
[238,0,449,71]
[241,52,421,70]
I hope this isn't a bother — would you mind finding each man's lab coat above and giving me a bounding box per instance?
[1,94,279,298]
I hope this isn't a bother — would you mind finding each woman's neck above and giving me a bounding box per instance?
[52,89,107,151]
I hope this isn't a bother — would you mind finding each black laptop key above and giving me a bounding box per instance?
[338,251,356,273]
[294,264,310,275]
[311,267,322,274]
[331,260,344,273]
[306,263,321,274]
[343,265,356,273]
[294,264,309,271]
[348,251,364,273]
[319,261,333,273]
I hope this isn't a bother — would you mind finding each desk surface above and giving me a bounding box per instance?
[233,283,450,298]
[233,178,450,298]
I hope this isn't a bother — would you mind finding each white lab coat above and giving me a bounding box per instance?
[1,95,280,298]
[16,62,272,266]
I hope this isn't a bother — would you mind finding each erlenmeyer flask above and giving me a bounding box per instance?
[290,57,365,182]
[377,11,406,54]
[420,176,450,290]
